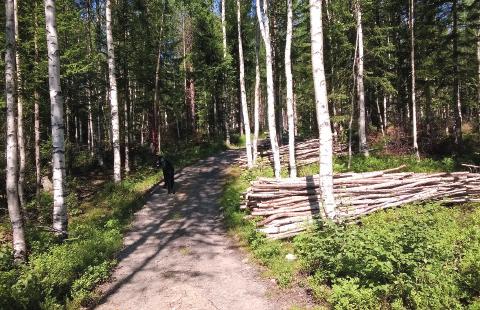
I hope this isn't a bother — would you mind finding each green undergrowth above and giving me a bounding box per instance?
[295,203,480,309]
[0,142,226,309]
[221,166,297,287]
[221,154,480,309]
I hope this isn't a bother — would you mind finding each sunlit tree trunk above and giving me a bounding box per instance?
[45,0,68,238]
[237,0,253,169]
[310,0,336,218]
[253,27,261,165]
[257,0,281,178]
[13,0,25,209]
[477,25,480,131]
[5,0,26,262]
[355,0,369,157]
[452,0,462,146]
[34,2,41,203]
[409,0,419,159]
[124,94,130,175]
[285,0,296,177]
[106,0,121,182]
[154,43,162,154]
[222,0,230,145]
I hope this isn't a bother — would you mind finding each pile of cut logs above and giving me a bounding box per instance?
[243,166,480,239]
[237,138,347,167]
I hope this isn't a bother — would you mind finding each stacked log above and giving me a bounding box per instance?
[244,166,480,239]
[237,138,347,167]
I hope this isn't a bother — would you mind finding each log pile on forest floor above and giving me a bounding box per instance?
[243,166,480,239]
[237,138,347,167]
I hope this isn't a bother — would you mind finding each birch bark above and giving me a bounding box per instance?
[14,0,25,209]
[237,0,253,169]
[285,0,297,177]
[257,0,281,178]
[45,0,68,237]
[5,0,26,261]
[355,0,369,157]
[310,0,336,218]
[409,0,419,159]
[222,0,230,144]
[106,0,122,182]
[253,27,261,165]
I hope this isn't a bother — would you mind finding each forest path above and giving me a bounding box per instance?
[95,150,302,310]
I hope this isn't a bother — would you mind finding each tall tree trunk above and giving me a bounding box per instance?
[5,0,26,262]
[237,0,253,169]
[106,0,121,182]
[355,0,369,157]
[477,25,480,132]
[310,0,336,218]
[154,42,162,154]
[285,0,297,177]
[124,94,130,175]
[221,0,230,145]
[13,0,25,210]
[408,0,420,160]
[425,81,432,136]
[409,0,419,159]
[34,1,41,204]
[452,0,462,146]
[257,0,281,178]
[253,26,261,165]
[45,0,68,238]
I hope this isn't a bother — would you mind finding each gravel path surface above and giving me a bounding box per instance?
[95,150,304,310]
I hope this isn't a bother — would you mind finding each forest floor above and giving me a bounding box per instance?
[95,149,312,310]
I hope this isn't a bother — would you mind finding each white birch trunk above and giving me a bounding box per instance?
[285,0,296,177]
[237,0,253,169]
[257,0,281,178]
[409,0,419,159]
[88,92,95,156]
[34,1,41,202]
[124,97,130,175]
[5,0,26,262]
[106,0,121,182]
[477,27,480,130]
[154,43,162,154]
[355,0,369,157]
[45,0,68,237]
[310,0,336,218]
[253,27,261,165]
[221,0,230,145]
[14,0,25,209]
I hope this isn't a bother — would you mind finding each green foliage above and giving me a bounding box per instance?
[220,166,295,287]
[0,142,224,308]
[294,203,480,308]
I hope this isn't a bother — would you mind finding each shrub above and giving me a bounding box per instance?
[294,203,480,308]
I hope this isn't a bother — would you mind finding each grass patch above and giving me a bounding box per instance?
[221,153,480,309]
[221,166,297,287]
[0,142,226,309]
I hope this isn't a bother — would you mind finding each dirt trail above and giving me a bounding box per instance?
[96,150,306,310]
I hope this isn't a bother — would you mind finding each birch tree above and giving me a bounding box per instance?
[5,0,26,262]
[221,0,230,145]
[355,0,369,157]
[106,0,122,182]
[45,0,68,238]
[477,24,480,128]
[310,0,336,219]
[14,0,26,209]
[452,0,462,146]
[237,0,253,169]
[409,0,419,159]
[253,26,261,165]
[285,0,297,177]
[257,0,281,178]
